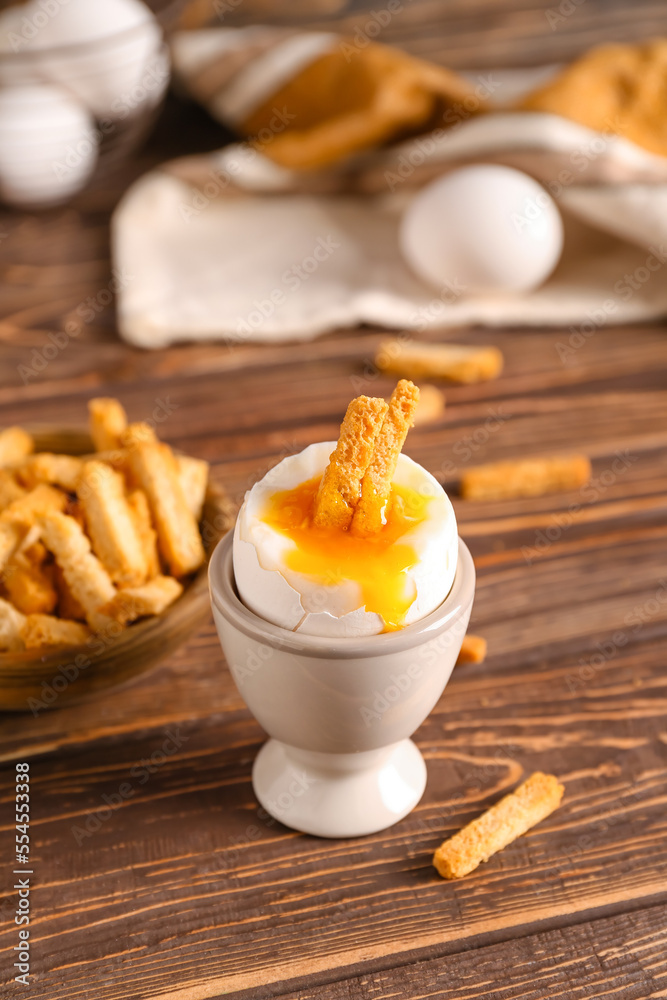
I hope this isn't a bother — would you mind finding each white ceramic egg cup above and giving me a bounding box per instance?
[209,532,475,838]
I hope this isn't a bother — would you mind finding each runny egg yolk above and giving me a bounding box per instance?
[262,475,431,631]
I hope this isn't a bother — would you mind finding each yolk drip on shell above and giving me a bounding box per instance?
[262,475,431,631]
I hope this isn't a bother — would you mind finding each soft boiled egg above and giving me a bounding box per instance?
[233,441,458,637]
[400,164,564,295]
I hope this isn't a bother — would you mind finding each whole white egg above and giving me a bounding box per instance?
[0,85,98,207]
[400,164,564,295]
[3,0,165,119]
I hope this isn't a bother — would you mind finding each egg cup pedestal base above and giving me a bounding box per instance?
[210,531,476,841]
[253,737,426,838]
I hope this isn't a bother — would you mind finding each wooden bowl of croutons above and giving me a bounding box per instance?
[0,399,236,713]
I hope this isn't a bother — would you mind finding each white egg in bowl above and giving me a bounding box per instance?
[0,0,175,209]
[24,0,166,120]
[233,441,458,637]
[0,84,98,207]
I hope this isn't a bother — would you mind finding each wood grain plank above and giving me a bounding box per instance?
[269,903,667,1000]
[0,635,665,999]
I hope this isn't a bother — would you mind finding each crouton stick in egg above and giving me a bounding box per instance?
[351,380,420,537]
[313,395,388,530]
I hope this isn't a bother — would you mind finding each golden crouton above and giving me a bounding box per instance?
[17,453,83,492]
[376,340,503,384]
[53,563,87,622]
[313,395,388,530]
[412,384,446,426]
[128,441,205,577]
[2,484,67,527]
[0,402,209,646]
[433,772,564,879]
[176,455,209,522]
[0,597,26,651]
[78,460,148,586]
[126,490,161,579]
[100,575,183,624]
[20,614,90,649]
[122,423,157,447]
[456,634,487,665]
[0,522,25,573]
[351,380,419,537]
[0,427,33,466]
[461,455,592,501]
[88,398,128,452]
[4,553,57,616]
[38,512,117,629]
[0,469,26,510]
[0,485,63,574]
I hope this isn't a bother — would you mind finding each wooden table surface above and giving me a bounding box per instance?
[1,3,667,998]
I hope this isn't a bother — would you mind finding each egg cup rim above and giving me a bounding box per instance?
[209,530,475,659]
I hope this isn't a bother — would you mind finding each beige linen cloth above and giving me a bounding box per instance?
[112,28,667,348]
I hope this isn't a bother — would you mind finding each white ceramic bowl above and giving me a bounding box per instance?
[209,531,475,838]
[0,0,183,209]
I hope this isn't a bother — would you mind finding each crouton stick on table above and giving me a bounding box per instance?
[376,340,504,384]
[433,771,564,879]
[313,395,388,530]
[413,384,445,426]
[461,455,592,501]
[456,634,487,665]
